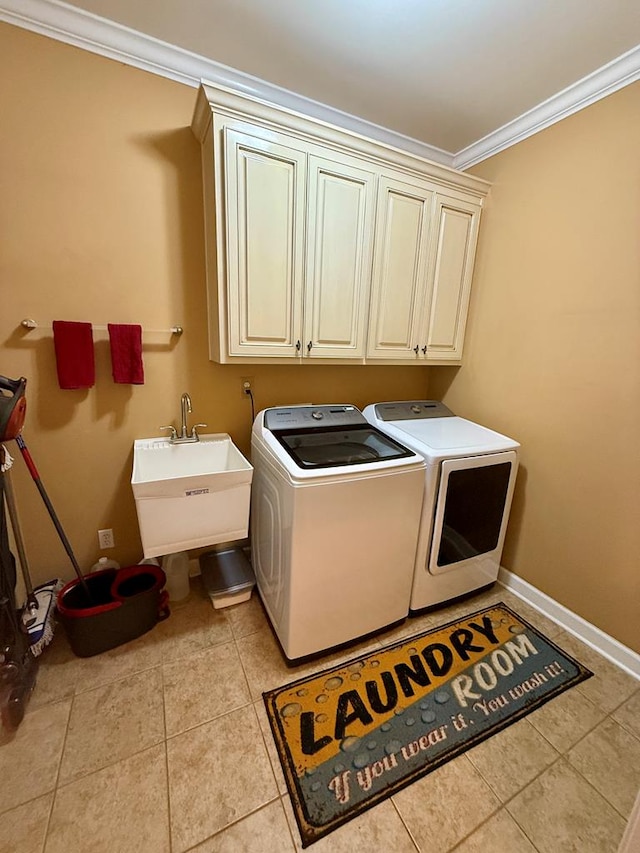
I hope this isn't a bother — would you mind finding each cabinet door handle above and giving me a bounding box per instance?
[307,340,313,353]
[295,340,301,352]
[421,345,427,355]
[413,345,420,354]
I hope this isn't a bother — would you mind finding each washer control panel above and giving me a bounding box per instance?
[264,405,366,432]
[373,401,454,421]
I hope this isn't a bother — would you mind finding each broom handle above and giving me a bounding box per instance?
[2,467,37,608]
[15,435,92,602]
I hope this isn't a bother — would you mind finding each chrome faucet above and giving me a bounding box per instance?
[160,392,207,443]
[180,392,192,439]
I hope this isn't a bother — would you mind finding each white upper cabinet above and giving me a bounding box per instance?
[367,173,434,360]
[425,194,481,361]
[368,179,482,362]
[224,127,306,358]
[222,125,376,360]
[304,154,376,359]
[192,84,489,365]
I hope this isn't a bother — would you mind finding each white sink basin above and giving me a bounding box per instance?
[131,434,253,558]
[132,434,252,490]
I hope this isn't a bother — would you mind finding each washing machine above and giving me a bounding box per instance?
[250,404,426,660]
[363,401,519,611]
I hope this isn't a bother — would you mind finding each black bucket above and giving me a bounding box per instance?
[57,564,169,657]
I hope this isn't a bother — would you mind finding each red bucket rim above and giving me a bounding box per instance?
[110,564,165,601]
[57,569,121,618]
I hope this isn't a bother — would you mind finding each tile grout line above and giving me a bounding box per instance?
[46,665,168,790]
[168,613,287,850]
[567,752,636,824]
[163,601,236,850]
[232,618,269,705]
[446,804,541,853]
[609,693,640,742]
[278,793,302,851]
[232,612,283,792]
[164,696,255,742]
[233,601,302,849]
[596,685,640,723]
[498,753,568,853]
[389,796,422,851]
[465,736,552,806]
[527,699,606,756]
[159,656,174,853]
[180,798,290,852]
[41,688,75,851]
[498,752,628,842]
[446,705,599,850]
[67,636,164,698]
[70,662,159,697]
[560,714,640,823]
[527,695,640,821]
[230,599,302,850]
[443,754,509,852]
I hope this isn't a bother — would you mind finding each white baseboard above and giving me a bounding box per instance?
[498,567,640,681]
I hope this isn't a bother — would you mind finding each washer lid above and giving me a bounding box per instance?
[362,403,519,458]
[385,417,519,456]
[274,425,416,469]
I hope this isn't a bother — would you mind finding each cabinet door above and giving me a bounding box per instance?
[366,175,434,359]
[423,195,481,361]
[224,128,306,358]
[303,154,376,359]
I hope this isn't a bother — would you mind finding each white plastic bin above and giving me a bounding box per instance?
[163,551,190,601]
[199,548,255,609]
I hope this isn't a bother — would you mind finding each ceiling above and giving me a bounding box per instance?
[3,0,640,166]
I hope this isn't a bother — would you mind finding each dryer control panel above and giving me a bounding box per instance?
[264,405,366,432]
[373,401,454,421]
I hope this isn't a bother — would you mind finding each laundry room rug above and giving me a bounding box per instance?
[263,602,592,847]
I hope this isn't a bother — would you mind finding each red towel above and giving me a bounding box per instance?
[52,321,95,389]
[108,324,144,384]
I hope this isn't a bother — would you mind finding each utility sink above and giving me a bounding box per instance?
[131,434,253,558]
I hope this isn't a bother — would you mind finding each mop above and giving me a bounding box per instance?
[14,433,93,604]
[0,469,39,731]
[0,375,64,657]
[1,446,62,656]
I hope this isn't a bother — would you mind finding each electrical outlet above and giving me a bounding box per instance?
[241,376,254,397]
[98,528,115,549]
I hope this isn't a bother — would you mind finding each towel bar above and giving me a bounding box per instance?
[20,319,183,335]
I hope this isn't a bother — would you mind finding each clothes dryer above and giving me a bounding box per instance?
[363,401,519,611]
[250,405,426,660]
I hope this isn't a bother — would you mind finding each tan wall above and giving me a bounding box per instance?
[431,83,640,652]
[0,24,428,584]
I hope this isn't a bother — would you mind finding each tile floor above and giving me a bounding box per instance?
[1,579,638,853]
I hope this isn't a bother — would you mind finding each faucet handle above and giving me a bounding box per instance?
[160,425,178,440]
[191,423,207,439]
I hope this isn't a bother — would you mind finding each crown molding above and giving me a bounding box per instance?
[194,82,490,197]
[0,0,454,167]
[2,0,638,171]
[454,44,640,170]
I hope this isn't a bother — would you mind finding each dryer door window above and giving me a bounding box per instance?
[429,451,518,574]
